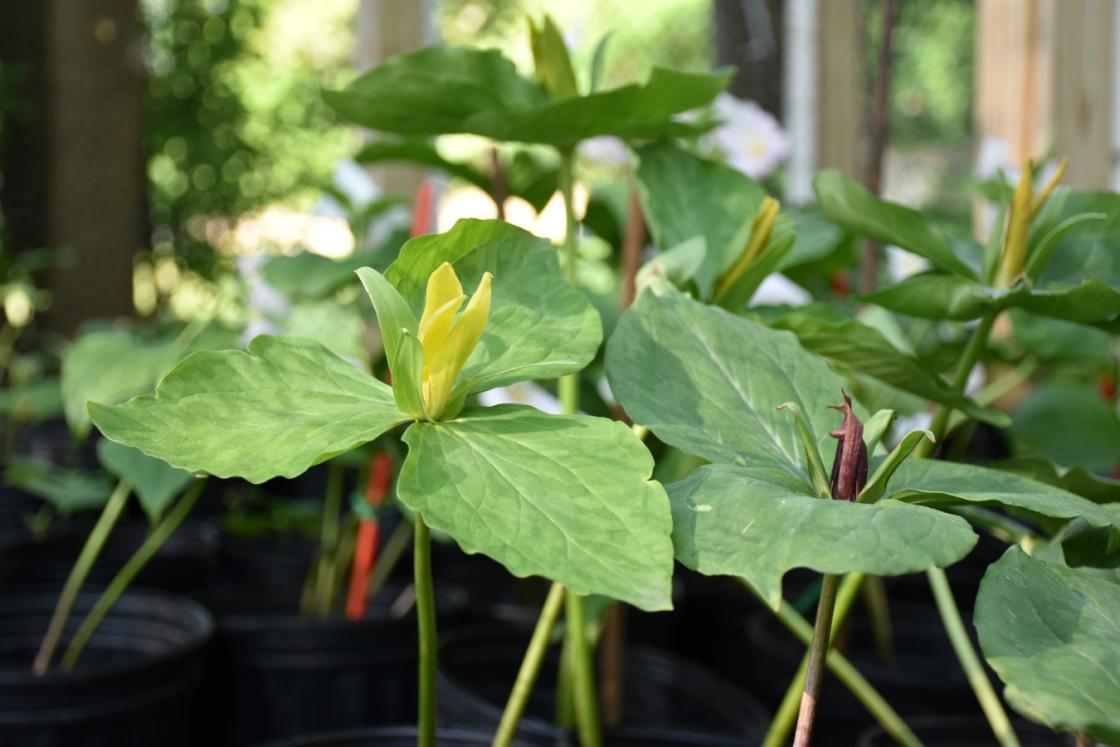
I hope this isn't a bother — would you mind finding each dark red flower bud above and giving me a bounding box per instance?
[828,391,868,501]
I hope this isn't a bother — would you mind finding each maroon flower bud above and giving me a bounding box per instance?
[828,391,868,501]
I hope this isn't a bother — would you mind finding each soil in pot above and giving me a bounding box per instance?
[0,589,214,747]
[857,715,1074,746]
[435,624,770,745]
[0,519,220,593]
[202,583,468,747]
[251,725,554,747]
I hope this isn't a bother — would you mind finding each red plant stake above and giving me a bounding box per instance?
[345,451,394,621]
[411,180,436,238]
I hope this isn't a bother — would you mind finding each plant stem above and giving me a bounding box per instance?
[927,567,1020,747]
[414,515,437,747]
[918,311,998,458]
[566,589,602,747]
[912,308,1020,746]
[863,576,895,666]
[756,575,922,747]
[366,517,413,599]
[491,582,567,747]
[315,463,345,617]
[793,573,840,747]
[32,479,131,675]
[60,479,205,671]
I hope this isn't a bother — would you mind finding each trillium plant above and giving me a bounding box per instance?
[79,14,1120,747]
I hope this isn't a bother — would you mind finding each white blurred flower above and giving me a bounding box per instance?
[709,94,790,179]
[886,246,931,282]
[478,382,563,414]
[577,136,633,168]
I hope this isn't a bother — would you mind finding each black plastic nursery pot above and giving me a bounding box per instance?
[203,584,468,747]
[0,519,220,593]
[0,589,214,747]
[252,725,553,746]
[857,716,1073,746]
[435,624,770,746]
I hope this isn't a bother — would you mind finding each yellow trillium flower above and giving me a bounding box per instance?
[418,262,492,420]
[712,196,781,303]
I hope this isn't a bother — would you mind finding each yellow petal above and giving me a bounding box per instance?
[420,262,463,330]
[995,162,1034,288]
[712,196,780,303]
[422,273,492,419]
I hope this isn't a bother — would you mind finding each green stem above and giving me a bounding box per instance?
[414,515,437,747]
[927,567,1020,747]
[863,576,895,666]
[314,463,345,617]
[917,311,997,458]
[366,518,413,599]
[793,573,839,747]
[566,589,602,747]
[61,479,205,671]
[756,575,923,747]
[555,636,575,728]
[32,479,131,675]
[492,582,567,747]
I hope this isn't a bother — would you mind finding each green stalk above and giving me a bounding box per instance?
[366,518,413,599]
[555,147,602,747]
[32,479,131,675]
[793,573,840,747]
[314,463,345,617]
[917,311,997,459]
[491,582,567,747]
[757,574,922,747]
[927,568,1019,747]
[60,479,206,671]
[913,308,1019,746]
[566,590,602,747]
[414,515,437,747]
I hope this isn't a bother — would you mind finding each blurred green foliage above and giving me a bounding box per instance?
[868,0,975,146]
[142,0,357,274]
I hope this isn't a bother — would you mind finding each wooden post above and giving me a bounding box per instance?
[0,0,144,333]
[816,0,864,181]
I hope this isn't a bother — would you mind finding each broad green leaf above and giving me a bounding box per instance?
[1010,310,1113,365]
[90,336,408,484]
[997,456,1120,505]
[398,404,673,610]
[325,45,729,146]
[387,219,601,392]
[5,458,113,515]
[284,299,368,365]
[262,242,404,302]
[862,275,995,320]
[1010,382,1120,473]
[976,547,1120,742]
[96,440,192,521]
[884,458,1120,533]
[61,330,182,440]
[768,307,1008,425]
[606,288,855,488]
[529,15,579,100]
[1031,189,1120,289]
[635,142,765,297]
[670,464,977,607]
[861,408,897,454]
[1010,277,1120,324]
[813,170,976,279]
[355,140,491,190]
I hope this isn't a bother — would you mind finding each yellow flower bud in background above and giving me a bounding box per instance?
[712,196,781,304]
[994,157,1067,289]
[418,263,492,420]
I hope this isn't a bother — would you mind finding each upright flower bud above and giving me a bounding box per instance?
[994,163,1034,289]
[828,392,868,501]
[418,263,492,420]
[712,196,781,304]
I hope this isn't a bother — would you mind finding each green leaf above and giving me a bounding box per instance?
[997,456,1120,505]
[1010,382,1120,473]
[861,409,897,454]
[90,336,408,484]
[386,219,602,392]
[529,15,579,100]
[355,267,424,417]
[587,32,612,93]
[283,299,368,365]
[1010,310,1113,365]
[768,307,1008,425]
[606,288,855,489]
[5,458,113,515]
[813,170,976,279]
[1010,277,1120,324]
[714,216,796,312]
[884,458,1120,533]
[775,402,830,497]
[635,142,765,297]
[398,404,673,610]
[862,275,995,320]
[0,379,63,423]
[355,139,492,190]
[325,45,729,146]
[859,429,935,503]
[262,242,403,301]
[61,330,182,440]
[1030,189,1120,289]
[96,440,193,521]
[975,547,1120,742]
[670,464,977,608]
